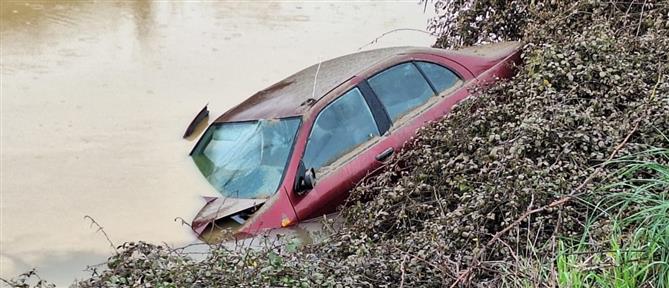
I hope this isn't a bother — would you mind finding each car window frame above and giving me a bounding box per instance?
[365,61,436,122]
[362,60,464,131]
[300,86,385,175]
[413,61,464,95]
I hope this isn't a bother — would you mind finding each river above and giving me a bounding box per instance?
[0,1,433,285]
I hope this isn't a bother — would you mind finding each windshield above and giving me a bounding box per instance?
[191,118,301,199]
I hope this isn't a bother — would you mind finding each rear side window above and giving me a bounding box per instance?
[303,88,380,170]
[415,61,460,93]
[367,63,434,121]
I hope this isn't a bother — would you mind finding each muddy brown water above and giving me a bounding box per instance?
[0,1,434,285]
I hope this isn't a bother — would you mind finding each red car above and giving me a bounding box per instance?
[189,42,522,238]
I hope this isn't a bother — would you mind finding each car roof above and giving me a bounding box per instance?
[213,44,518,123]
[214,47,428,122]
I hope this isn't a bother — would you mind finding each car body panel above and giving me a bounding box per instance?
[191,42,523,239]
[234,186,299,236]
[213,47,411,123]
[191,197,264,234]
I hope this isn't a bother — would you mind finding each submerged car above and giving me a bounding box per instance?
[189,42,522,238]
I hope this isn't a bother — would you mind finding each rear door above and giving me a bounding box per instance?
[363,60,465,154]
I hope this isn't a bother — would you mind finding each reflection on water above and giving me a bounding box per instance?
[0,1,434,285]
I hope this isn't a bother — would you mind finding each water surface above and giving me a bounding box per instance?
[0,1,434,285]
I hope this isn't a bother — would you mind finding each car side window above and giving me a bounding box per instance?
[415,61,461,93]
[367,63,434,121]
[303,88,380,171]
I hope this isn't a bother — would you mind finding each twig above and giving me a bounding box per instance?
[174,216,190,227]
[449,267,472,288]
[173,216,212,248]
[399,254,409,288]
[497,238,519,263]
[0,277,14,286]
[357,28,438,51]
[84,215,118,254]
[635,0,647,36]
[392,247,452,281]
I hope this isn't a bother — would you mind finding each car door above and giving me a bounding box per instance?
[364,60,464,153]
[291,87,392,220]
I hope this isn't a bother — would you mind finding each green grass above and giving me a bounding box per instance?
[557,146,669,288]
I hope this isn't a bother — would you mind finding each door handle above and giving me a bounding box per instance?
[375,147,394,161]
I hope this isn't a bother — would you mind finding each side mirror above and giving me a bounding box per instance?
[303,168,316,190]
[295,160,316,195]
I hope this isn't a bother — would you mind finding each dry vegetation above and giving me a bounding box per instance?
[3,1,668,287]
